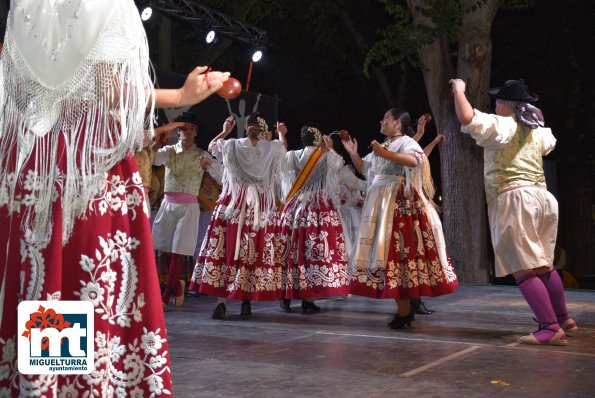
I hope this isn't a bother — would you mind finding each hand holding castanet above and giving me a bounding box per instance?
[339,130,351,141]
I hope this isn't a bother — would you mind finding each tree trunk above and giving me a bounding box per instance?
[407,0,499,284]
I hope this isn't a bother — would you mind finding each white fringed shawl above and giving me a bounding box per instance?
[216,138,285,227]
[282,147,344,208]
[0,0,155,247]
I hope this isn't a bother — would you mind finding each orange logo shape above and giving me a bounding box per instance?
[22,305,72,350]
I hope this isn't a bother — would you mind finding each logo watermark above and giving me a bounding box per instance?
[18,301,94,374]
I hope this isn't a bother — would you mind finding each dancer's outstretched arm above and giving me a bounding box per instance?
[423,134,446,157]
[412,113,432,142]
[449,78,474,126]
[276,122,288,149]
[342,138,364,174]
[370,140,418,167]
[155,66,229,108]
[208,116,237,153]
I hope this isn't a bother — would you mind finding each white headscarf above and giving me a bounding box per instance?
[0,0,155,246]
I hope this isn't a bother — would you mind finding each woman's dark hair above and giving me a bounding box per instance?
[246,112,267,139]
[387,108,414,136]
[246,112,262,128]
[300,124,319,147]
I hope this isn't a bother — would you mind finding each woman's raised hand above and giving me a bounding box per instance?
[276,122,287,137]
[341,137,358,154]
[222,116,236,135]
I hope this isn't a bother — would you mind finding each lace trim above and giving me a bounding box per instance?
[0,1,155,247]
[221,140,281,221]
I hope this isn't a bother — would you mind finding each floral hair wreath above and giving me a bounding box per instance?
[247,116,269,140]
[307,127,322,146]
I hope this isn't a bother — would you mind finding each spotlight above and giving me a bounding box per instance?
[205,30,216,44]
[251,50,263,63]
[140,6,153,21]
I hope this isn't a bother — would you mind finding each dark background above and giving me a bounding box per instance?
[140,0,594,285]
[1,1,592,283]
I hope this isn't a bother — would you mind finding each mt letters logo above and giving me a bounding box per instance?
[18,301,94,374]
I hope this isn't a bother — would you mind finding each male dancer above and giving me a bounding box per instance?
[450,78,576,345]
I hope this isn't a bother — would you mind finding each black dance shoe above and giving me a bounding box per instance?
[212,303,226,320]
[412,300,433,315]
[301,300,321,314]
[240,301,252,318]
[387,312,413,329]
[280,299,292,313]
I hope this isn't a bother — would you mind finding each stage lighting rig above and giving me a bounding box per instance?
[153,0,267,50]
[141,7,153,21]
[205,30,216,44]
[251,50,263,63]
[138,1,153,21]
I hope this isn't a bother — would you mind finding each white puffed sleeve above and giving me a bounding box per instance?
[461,109,518,150]
[538,127,556,155]
[340,165,367,192]
[152,145,172,166]
[205,153,224,184]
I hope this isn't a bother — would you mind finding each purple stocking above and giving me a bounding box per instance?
[516,273,562,343]
[537,269,569,323]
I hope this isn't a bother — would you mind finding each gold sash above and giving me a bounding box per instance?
[285,148,324,205]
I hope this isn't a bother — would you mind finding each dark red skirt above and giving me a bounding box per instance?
[0,155,172,396]
[278,192,350,299]
[350,184,458,299]
[190,191,285,301]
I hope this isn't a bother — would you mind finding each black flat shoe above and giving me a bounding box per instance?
[240,301,252,318]
[387,312,413,329]
[301,300,320,314]
[280,299,292,313]
[212,303,226,320]
[412,301,433,315]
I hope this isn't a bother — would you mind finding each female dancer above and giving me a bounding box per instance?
[0,0,228,395]
[189,113,287,319]
[342,108,458,329]
[410,112,448,315]
[279,126,351,313]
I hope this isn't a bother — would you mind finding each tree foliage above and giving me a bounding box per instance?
[364,0,463,76]
[363,0,535,75]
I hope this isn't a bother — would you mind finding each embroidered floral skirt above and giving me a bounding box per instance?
[0,156,172,397]
[189,191,285,301]
[350,182,458,299]
[278,192,350,299]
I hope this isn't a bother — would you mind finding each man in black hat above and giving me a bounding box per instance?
[449,78,576,346]
[151,112,229,308]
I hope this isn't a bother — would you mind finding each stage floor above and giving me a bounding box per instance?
[164,284,595,397]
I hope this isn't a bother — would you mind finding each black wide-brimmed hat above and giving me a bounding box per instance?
[488,79,539,103]
[174,111,200,125]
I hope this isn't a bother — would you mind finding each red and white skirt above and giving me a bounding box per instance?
[0,155,172,397]
[350,180,458,299]
[190,190,285,301]
[278,192,350,299]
